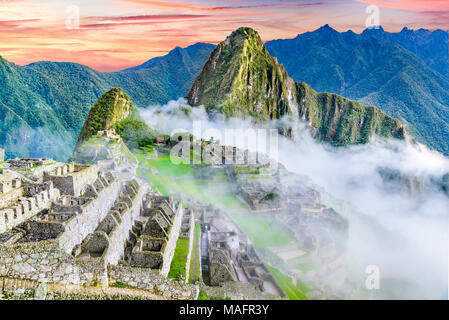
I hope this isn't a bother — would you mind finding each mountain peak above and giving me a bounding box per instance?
[186,27,297,120]
[319,24,332,30]
[75,87,133,147]
[186,27,405,146]
[224,26,264,48]
[315,24,338,33]
[232,26,259,36]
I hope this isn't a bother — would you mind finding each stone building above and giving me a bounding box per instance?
[0,171,60,234]
[43,164,97,197]
[199,204,285,297]
[128,194,184,277]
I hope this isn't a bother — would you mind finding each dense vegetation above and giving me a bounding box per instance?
[187,27,296,121]
[296,82,405,146]
[265,25,449,154]
[188,27,406,146]
[0,43,215,160]
[76,88,133,146]
[113,118,155,150]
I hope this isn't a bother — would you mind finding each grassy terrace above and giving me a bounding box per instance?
[135,150,248,211]
[267,265,309,300]
[168,238,190,281]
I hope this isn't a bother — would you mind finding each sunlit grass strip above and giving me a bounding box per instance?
[138,153,249,210]
[167,238,190,281]
[267,265,308,300]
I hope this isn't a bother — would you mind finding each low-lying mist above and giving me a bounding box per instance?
[2,124,74,162]
[140,99,449,299]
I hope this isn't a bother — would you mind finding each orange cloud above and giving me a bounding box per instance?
[100,0,241,13]
[0,0,447,71]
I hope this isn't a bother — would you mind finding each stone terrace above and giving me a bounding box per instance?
[0,155,196,299]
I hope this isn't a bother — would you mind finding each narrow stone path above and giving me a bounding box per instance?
[47,283,168,300]
[191,224,198,283]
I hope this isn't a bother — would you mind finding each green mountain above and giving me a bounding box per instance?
[187,27,406,146]
[265,25,449,154]
[296,82,405,145]
[0,43,215,161]
[75,88,133,147]
[75,87,156,149]
[71,87,154,163]
[187,28,298,121]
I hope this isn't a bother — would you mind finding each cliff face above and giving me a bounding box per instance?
[187,27,298,121]
[296,82,406,146]
[187,27,406,146]
[75,88,133,148]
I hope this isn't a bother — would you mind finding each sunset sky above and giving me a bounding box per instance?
[0,0,448,71]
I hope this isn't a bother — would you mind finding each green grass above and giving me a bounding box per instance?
[168,238,190,281]
[228,214,293,248]
[267,265,308,300]
[197,291,210,300]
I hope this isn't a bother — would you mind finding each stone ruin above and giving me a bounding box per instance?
[199,205,285,297]
[0,144,293,300]
[0,152,196,299]
[7,158,54,169]
[0,172,60,234]
[97,129,121,141]
[126,193,184,277]
[71,129,138,175]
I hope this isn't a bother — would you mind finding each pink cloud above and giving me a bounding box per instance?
[358,0,449,10]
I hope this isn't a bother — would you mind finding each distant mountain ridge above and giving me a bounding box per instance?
[0,43,215,160]
[266,25,449,79]
[359,26,448,78]
[265,25,449,155]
